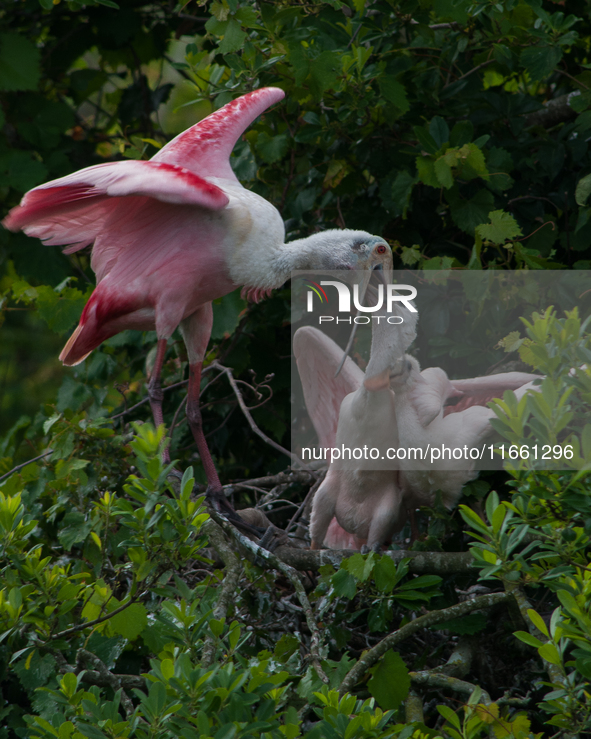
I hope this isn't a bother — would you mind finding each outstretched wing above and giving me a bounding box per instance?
[2,161,229,251]
[154,87,285,182]
[294,326,364,449]
[445,371,542,414]
[3,87,285,250]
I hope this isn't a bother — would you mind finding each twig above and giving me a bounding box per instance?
[507,194,560,212]
[168,393,187,439]
[212,362,312,471]
[339,592,511,696]
[110,379,189,420]
[230,471,315,488]
[50,592,147,641]
[557,68,590,91]
[210,510,329,683]
[446,58,494,87]
[0,450,53,483]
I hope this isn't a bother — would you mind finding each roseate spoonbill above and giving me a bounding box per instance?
[365,355,541,517]
[300,295,419,552]
[2,87,393,515]
[296,321,541,550]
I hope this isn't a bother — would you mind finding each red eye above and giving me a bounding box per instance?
[376,244,388,254]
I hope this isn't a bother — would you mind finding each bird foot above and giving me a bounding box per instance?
[204,485,268,540]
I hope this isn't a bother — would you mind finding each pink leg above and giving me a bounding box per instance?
[147,338,170,463]
[180,305,269,535]
[186,360,222,491]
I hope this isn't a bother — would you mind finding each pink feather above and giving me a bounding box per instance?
[2,88,285,366]
[153,87,285,181]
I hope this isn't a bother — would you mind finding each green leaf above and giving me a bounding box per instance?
[256,132,289,163]
[414,126,439,155]
[448,188,495,235]
[486,146,514,192]
[378,76,409,114]
[109,603,148,640]
[58,511,92,551]
[218,18,247,54]
[520,45,562,81]
[457,142,489,179]
[476,210,523,244]
[344,552,374,582]
[0,151,48,193]
[514,630,544,648]
[331,569,357,599]
[437,704,461,730]
[416,157,440,188]
[538,642,562,665]
[274,634,300,661]
[35,285,89,334]
[373,555,398,592]
[434,158,454,189]
[367,650,410,709]
[211,289,247,340]
[0,34,41,91]
[575,173,591,206]
[527,608,549,637]
[450,120,474,147]
[429,116,449,148]
[310,50,341,97]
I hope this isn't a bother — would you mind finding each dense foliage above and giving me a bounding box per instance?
[1,0,591,737]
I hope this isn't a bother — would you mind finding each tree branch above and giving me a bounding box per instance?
[275,548,474,574]
[75,649,136,717]
[409,671,492,704]
[201,519,243,668]
[505,585,569,692]
[210,509,329,684]
[0,450,53,483]
[49,591,147,641]
[339,592,511,696]
[524,90,581,129]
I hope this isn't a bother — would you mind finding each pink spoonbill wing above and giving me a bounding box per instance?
[2,86,286,249]
[153,87,285,181]
[444,370,542,415]
[2,161,229,250]
[294,326,364,450]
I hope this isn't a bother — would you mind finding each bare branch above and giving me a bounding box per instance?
[50,591,147,641]
[339,592,512,696]
[0,450,53,483]
[410,671,492,704]
[212,362,312,471]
